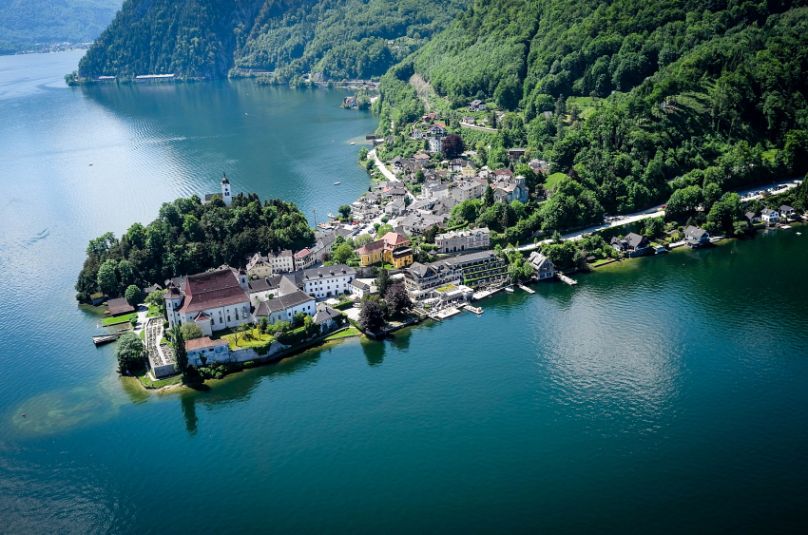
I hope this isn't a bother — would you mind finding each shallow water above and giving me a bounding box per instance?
[1,51,808,533]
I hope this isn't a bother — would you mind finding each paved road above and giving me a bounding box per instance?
[515,178,802,252]
[368,148,399,182]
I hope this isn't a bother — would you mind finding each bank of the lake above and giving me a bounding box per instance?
[3,50,808,533]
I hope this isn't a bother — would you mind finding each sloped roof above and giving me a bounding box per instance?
[179,269,248,314]
[185,337,228,352]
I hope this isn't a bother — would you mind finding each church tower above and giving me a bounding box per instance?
[221,172,232,206]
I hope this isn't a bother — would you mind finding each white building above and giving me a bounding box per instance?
[185,337,231,366]
[761,208,780,226]
[435,227,491,254]
[302,265,356,299]
[164,267,251,335]
[267,249,295,273]
[254,290,315,324]
[221,173,232,206]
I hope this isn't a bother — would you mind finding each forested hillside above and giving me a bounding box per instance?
[0,0,121,54]
[378,0,808,214]
[78,0,465,81]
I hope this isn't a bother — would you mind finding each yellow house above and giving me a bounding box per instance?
[356,231,414,268]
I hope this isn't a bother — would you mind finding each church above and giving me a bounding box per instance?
[203,173,233,206]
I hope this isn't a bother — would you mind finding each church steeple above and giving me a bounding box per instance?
[221,172,232,206]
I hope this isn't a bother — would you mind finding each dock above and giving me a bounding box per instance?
[430,306,461,321]
[518,284,535,294]
[472,287,503,301]
[92,332,122,346]
[463,305,484,315]
[557,273,578,286]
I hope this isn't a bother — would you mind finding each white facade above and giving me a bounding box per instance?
[436,228,491,254]
[302,265,356,300]
[268,250,295,273]
[221,174,232,206]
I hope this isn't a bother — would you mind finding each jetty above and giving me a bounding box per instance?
[518,284,535,294]
[430,306,461,321]
[557,273,578,286]
[92,332,122,346]
[472,287,503,301]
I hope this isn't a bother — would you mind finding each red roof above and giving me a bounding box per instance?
[383,232,410,248]
[294,248,311,259]
[185,337,228,351]
[356,239,385,255]
[107,297,135,316]
[179,269,248,314]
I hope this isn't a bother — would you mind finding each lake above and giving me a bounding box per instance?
[1,50,808,533]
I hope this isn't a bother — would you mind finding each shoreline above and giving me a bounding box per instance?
[133,221,805,395]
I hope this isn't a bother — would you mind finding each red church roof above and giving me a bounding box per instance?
[178,269,248,314]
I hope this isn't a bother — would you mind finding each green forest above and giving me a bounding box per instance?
[376,0,808,221]
[78,0,465,81]
[75,194,313,302]
[0,0,121,54]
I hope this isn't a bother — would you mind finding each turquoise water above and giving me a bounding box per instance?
[2,51,808,533]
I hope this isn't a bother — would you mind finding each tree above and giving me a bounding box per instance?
[376,268,391,296]
[483,185,494,207]
[338,204,352,221]
[706,192,741,234]
[331,241,356,265]
[442,134,464,159]
[359,299,386,333]
[384,283,412,317]
[124,285,142,307]
[665,186,702,222]
[180,322,203,340]
[376,224,393,238]
[96,259,119,296]
[171,326,188,374]
[116,332,145,374]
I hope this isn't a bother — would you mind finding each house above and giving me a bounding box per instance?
[254,289,316,324]
[462,116,475,125]
[469,99,486,112]
[491,173,529,203]
[684,226,711,248]
[780,205,797,221]
[507,148,526,161]
[399,212,447,235]
[435,228,490,254]
[266,249,295,273]
[107,297,135,317]
[246,252,274,279]
[313,303,344,333]
[761,208,780,226]
[384,197,407,216]
[351,279,375,299]
[185,337,230,366]
[528,252,556,280]
[164,267,251,335]
[356,232,414,269]
[294,248,316,270]
[302,265,356,299]
[745,211,759,225]
[451,179,486,202]
[610,233,651,257]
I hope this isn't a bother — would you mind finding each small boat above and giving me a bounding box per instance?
[505,286,515,293]
[465,305,483,315]
[655,245,669,255]
[334,181,341,185]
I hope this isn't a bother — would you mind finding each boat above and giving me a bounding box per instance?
[464,305,483,315]
[518,284,535,294]
[655,245,669,254]
[505,286,515,293]
[334,181,341,185]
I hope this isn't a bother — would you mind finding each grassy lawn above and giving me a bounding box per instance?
[137,372,183,389]
[545,172,569,191]
[101,311,137,326]
[147,304,163,318]
[325,326,361,341]
[436,283,458,293]
[221,328,274,351]
[566,96,600,120]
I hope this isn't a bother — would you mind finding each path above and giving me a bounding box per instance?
[368,148,399,182]
[460,122,497,134]
[515,178,802,253]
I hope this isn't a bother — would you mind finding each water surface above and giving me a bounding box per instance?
[1,51,808,533]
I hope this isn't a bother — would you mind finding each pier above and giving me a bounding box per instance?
[518,284,535,294]
[557,273,578,286]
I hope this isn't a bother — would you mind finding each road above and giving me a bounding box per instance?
[368,148,399,182]
[515,178,802,252]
